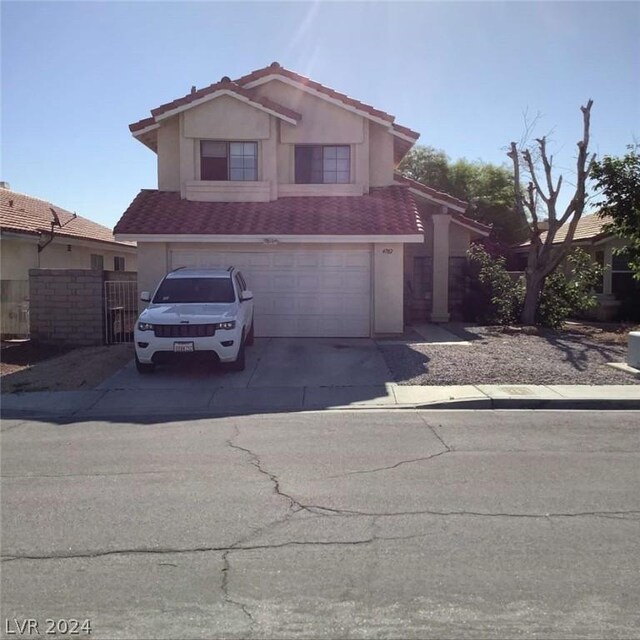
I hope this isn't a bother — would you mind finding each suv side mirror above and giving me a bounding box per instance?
[140,291,151,302]
[240,290,253,302]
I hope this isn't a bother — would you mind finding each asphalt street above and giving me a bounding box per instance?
[1,410,639,639]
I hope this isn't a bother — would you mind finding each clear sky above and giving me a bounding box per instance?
[2,1,639,229]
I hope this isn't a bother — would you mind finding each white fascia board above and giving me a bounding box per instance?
[243,75,393,129]
[52,236,138,252]
[404,185,467,214]
[451,218,490,237]
[2,230,136,252]
[592,234,615,247]
[115,233,423,244]
[390,128,419,144]
[154,89,299,126]
[131,123,160,138]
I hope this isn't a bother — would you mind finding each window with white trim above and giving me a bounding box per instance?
[200,141,258,181]
[611,253,635,298]
[295,145,350,184]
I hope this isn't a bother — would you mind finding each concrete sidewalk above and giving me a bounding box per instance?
[2,383,640,419]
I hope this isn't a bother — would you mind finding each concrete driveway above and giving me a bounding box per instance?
[99,338,392,391]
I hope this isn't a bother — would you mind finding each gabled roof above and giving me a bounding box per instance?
[394,173,468,211]
[393,174,491,236]
[114,186,423,239]
[237,63,394,125]
[130,78,302,134]
[129,62,420,159]
[0,187,134,248]
[517,213,615,247]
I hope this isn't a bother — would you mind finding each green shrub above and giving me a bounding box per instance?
[465,245,601,328]
[465,245,524,324]
[536,248,603,328]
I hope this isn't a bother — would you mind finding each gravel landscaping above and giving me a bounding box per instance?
[379,323,640,386]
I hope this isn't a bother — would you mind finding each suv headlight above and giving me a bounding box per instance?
[214,321,236,330]
[138,322,154,331]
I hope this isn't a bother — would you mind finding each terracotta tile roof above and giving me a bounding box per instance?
[518,213,614,247]
[114,186,423,237]
[393,174,491,235]
[129,63,420,144]
[236,62,395,120]
[130,78,302,133]
[129,116,156,133]
[392,123,420,140]
[0,188,134,247]
[394,174,468,210]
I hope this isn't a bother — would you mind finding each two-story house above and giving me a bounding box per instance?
[114,62,489,337]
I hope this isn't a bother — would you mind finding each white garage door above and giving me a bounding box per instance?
[169,247,371,337]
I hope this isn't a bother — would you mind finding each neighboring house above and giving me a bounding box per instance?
[0,184,137,336]
[114,62,489,337]
[514,212,638,320]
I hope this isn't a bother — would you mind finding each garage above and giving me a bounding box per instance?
[169,246,372,337]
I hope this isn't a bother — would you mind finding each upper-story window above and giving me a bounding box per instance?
[295,145,350,184]
[200,141,258,181]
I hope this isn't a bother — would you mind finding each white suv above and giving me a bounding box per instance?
[134,267,254,374]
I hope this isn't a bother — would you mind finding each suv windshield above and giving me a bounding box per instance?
[153,277,235,304]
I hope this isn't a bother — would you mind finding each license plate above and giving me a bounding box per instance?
[173,342,194,353]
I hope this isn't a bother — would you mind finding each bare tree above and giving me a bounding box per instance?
[508,100,595,325]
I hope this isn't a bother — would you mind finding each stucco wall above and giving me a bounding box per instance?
[183,95,271,141]
[449,224,472,257]
[373,242,404,334]
[1,237,38,280]
[369,122,394,187]
[157,78,399,198]
[255,81,365,145]
[137,242,169,306]
[157,117,180,191]
[1,236,137,278]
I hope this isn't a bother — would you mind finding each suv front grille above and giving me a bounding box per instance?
[154,324,216,338]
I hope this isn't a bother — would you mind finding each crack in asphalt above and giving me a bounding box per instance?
[329,449,451,478]
[226,424,306,516]
[1,470,186,479]
[4,509,639,563]
[415,414,453,453]
[0,419,31,433]
[327,413,454,479]
[221,550,255,631]
[301,507,640,520]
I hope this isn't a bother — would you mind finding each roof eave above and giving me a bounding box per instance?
[115,233,424,244]
[152,88,301,126]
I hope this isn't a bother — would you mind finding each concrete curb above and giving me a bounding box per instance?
[2,390,640,421]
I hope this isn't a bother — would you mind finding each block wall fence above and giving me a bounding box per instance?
[29,269,104,346]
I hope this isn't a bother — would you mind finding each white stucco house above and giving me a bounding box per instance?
[515,212,639,321]
[0,184,137,336]
[114,62,489,337]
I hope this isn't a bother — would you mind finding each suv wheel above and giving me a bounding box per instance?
[135,354,155,374]
[228,333,246,371]
[246,322,255,346]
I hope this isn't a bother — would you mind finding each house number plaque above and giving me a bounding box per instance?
[382,248,394,254]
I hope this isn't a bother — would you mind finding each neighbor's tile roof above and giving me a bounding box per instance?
[519,213,614,246]
[114,186,423,237]
[0,188,134,247]
[130,62,420,141]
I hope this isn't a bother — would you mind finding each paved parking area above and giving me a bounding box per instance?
[98,338,392,391]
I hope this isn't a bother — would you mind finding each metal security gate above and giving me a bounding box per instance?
[104,280,137,344]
